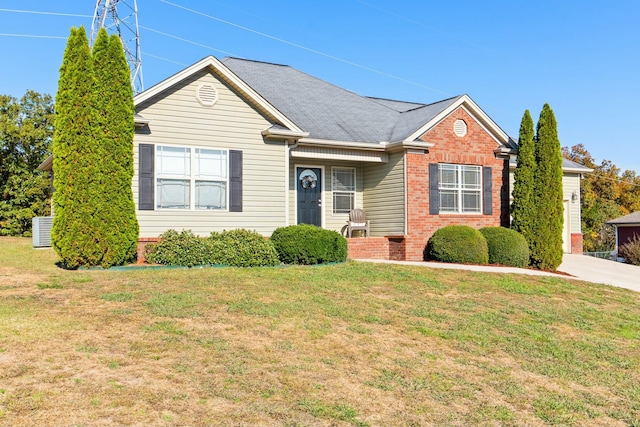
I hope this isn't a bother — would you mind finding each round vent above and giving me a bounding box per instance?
[196,83,218,107]
[454,119,467,137]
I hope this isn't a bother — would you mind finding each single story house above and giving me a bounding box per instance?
[606,211,640,258]
[38,55,591,260]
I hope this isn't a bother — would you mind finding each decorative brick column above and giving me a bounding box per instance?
[136,237,159,264]
[570,233,583,254]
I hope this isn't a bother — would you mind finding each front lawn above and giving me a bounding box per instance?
[0,237,639,426]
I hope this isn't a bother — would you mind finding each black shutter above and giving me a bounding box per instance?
[429,163,439,215]
[483,166,492,215]
[139,143,154,210]
[229,150,242,212]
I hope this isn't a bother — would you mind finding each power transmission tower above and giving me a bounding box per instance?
[90,0,143,94]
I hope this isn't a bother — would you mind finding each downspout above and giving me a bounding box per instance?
[285,139,300,226]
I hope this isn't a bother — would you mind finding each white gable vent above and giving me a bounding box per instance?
[196,83,218,107]
[454,119,467,137]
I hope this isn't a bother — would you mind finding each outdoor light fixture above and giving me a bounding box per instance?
[571,191,578,202]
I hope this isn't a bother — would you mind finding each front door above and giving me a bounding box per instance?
[297,167,322,226]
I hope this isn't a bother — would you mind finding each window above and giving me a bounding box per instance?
[332,167,356,214]
[438,164,481,213]
[156,145,227,210]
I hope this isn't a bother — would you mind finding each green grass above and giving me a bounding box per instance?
[0,236,639,426]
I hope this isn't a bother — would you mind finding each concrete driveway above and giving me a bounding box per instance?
[559,254,640,292]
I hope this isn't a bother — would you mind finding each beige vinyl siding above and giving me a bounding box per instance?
[562,173,582,233]
[133,69,287,237]
[288,161,364,234]
[363,151,405,236]
[508,170,582,234]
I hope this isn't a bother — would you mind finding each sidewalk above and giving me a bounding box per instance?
[355,254,639,293]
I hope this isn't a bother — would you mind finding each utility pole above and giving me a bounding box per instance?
[90,0,143,94]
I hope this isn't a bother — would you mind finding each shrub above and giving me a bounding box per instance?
[479,226,530,268]
[270,224,347,265]
[424,225,488,264]
[619,235,640,266]
[145,230,212,267]
[208,229,279,267]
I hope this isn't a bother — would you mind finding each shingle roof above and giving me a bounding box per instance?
[221,57,463,144]
[607,211,640,225]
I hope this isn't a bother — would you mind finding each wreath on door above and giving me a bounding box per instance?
[299,169,318,189]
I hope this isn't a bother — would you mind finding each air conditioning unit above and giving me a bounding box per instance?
[32,216,53,248]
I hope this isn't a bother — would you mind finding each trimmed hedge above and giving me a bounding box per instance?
[208,229,279,267]
[145,229,279,267]
[479,226,530,268]
[145,230,211,267]
[270,224,347,265]
[424,225,488,264]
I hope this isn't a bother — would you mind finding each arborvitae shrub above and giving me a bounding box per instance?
[424,225,489,264]
[530,104,564,271]
[479,227,529,268]
[145,230,212,267]
[620,235,640,266]
[208,229,279,267]
[270,224,348,265]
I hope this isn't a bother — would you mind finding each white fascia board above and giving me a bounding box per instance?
[298,138,387,151]
[133,56,303,134]
[403,94,509,146]
[38,155,53,171]
[262,127,309,140]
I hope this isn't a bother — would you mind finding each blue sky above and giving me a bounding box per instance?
[1,0,638,173]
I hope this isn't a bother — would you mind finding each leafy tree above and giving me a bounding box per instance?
[0,91,54,236]
[562,143,640,252]
[530,104,564,270]
[91,29,138,267]
[511,110,536,255]
[51,26,101,268]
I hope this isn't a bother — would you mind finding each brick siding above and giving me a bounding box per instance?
[404,107,510,261]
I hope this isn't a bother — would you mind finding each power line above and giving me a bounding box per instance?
[0,8,91,18]
[0,33,67,40]
[139,25,238,57]
[159,0,452,96]
[2,3,453,96]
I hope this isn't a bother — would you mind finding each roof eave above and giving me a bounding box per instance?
[38,155,53,172]
[298,138,387,151]
[261,127,310,141]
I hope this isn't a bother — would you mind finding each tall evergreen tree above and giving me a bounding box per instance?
[51,26,103,268]
[511,110,536,256]
[530,104,564,270]
[92,29,138,267]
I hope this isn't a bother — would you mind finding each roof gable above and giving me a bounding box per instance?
[405,95,509,146]
[133,56,303,134]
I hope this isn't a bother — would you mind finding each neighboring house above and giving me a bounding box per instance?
[606,211,640,258]
[38,55,590,260]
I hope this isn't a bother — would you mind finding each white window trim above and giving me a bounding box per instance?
[331,166,356,215]
[438,163,482,214]
[155,144,229,211]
